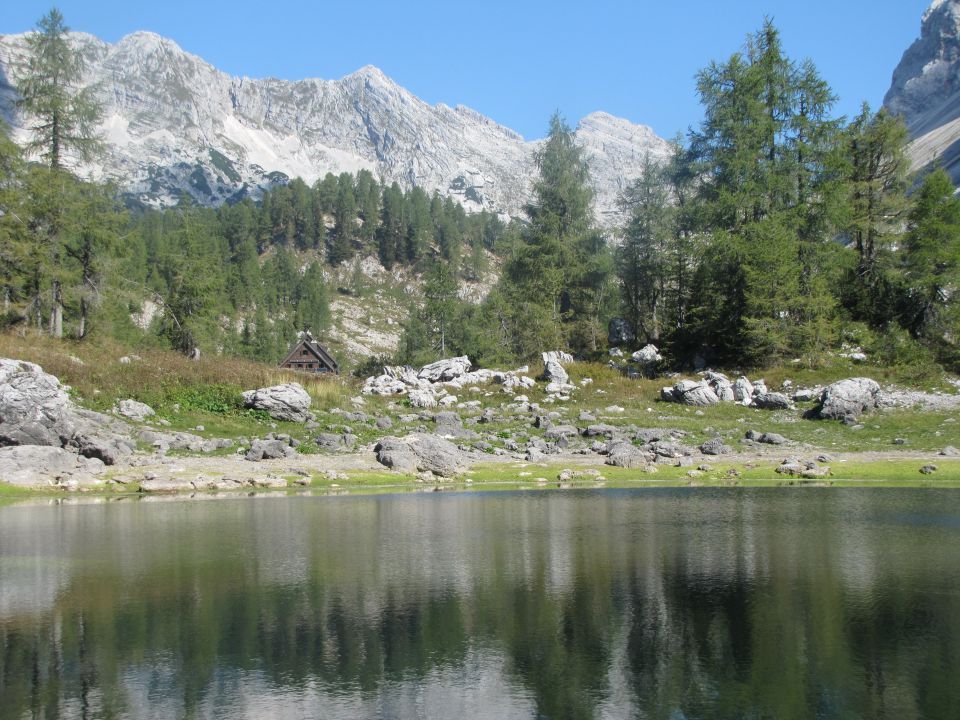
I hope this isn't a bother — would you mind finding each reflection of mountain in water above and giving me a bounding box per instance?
[0,490,958,719]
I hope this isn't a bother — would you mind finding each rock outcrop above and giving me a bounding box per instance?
[0,446,106,487]
[0,358,134,464]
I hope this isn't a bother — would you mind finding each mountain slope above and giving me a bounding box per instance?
[884,0,960,182]
[0,30,671,223]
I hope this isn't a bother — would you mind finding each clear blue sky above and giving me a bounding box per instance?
[2,0,932,141]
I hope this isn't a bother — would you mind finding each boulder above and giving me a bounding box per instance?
[0,359,75,447]
[374,438,420,473]
[583,423,620,438]
[745,430,789,445]
[607,318,636,346]
[544,424,578,440]
[245,438,296,461]
[631,344,663,365]
[710,377,735,402]
[417,356,472,383]
[775,459,831,479]
[542,350,575,366]
[501,374,536,392]
[792,387,820,403]
[649,441,694,459]
[814,378,881,421]
[363,374,408,396]
[605,440,653,468]
[674,380,720,407]
[732,376,754,405]
[752,392,795,411]
[314,433,352,452]
[116,399,156,421]
[408,389,438,408]
[433,412,478,439]
[241,383,312,422]
[700,437,733,455]
[374,433,466,477]
[541,358,569,385]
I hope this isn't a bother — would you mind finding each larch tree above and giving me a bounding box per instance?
[504,112,608,354]
[16,8,102,171]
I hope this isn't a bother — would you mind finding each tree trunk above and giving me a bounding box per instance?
[78,296,87,339]
[51,280,63,338]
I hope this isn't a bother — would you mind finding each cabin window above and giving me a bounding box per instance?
[302,349,309,356]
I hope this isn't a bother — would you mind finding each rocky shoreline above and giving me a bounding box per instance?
[2,354,959,494]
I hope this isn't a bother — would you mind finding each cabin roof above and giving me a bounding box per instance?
[280,334,339,372]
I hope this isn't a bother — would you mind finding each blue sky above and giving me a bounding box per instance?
[3,1,932,141]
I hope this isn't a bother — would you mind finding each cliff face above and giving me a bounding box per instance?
[0,30,671,222]
[884,0,960,182]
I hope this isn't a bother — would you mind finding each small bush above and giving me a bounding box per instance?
[169,385,243,414]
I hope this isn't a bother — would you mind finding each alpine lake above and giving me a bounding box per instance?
[1,488,958,719]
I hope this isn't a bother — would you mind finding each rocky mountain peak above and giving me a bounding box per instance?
[884,0,960,182]
[885,0,960,123]
[0,29,671,222]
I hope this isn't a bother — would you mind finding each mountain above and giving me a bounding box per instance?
[0,30,671,224]
[884,0,960,183]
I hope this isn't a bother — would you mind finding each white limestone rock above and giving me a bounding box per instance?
[116,399,156,421]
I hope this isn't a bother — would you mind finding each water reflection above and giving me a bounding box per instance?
[1,489,958,719]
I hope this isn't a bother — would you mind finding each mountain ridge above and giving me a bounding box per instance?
[0,29,672,223]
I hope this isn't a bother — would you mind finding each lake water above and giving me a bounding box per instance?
[0,489,958,719]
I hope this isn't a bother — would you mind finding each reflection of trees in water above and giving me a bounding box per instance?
[0,491,958,719]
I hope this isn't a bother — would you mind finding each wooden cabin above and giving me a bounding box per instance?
[280,333,339,374]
